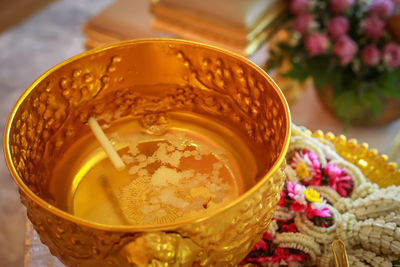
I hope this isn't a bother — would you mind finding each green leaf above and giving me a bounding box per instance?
[376,70,400,98]
[331,89,383,124]
[283,61,309,82]
[306,56,333,88]
[332,91,363,122]
[364,90,382,116]
[328,69,344,96]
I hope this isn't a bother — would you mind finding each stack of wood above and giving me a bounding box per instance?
[150,0,287,56]
[83,0,286,57]
[83,0,169,50]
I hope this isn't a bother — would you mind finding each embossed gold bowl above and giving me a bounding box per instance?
[3,39,290,266]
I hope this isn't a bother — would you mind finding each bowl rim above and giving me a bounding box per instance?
[3,38,291,231]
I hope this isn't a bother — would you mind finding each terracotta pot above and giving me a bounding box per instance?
[315,85,400,127]
[387,13,400,43]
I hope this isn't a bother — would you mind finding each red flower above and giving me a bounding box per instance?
[311,173,322,186]
[272,247,290,262]
[278,189,287,207]
[272,247,309,262]
[290,200,306,212]
[281,223,298,233]
[246,256,271,263]
[263,232,274,240]
[252,239,268,252]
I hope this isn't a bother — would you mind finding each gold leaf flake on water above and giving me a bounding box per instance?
[115,131,234,225]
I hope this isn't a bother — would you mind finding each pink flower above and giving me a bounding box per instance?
[287,181,306,203]
[383,42,400,68]
[362,16,385,40]
[286,181,301,199]
[328,16,350,39]
[330,0,355,14]
[305,33,329,56]
[362,45,380,66]
[324,163,346,178]
[324,164,353,197]
[293,13,314,34]
[369,0,394,17]
[253,239,268,251]
[333,35,358,64]
[284,181,307,212]
[289,150,322,183]
[281,223,298,233]
[393,0,400,7]
[289,0,309,14]
[305,203,331,218]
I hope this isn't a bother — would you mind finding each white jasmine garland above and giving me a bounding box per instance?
[285,165,298,181]
[274,232,321,261]
[275,206,296,221]
[351,249,393,267]
[288,137,327,165]
[268,220,279,237]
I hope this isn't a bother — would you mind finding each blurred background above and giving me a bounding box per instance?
[0,0,399,266]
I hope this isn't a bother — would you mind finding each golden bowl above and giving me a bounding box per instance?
[3,39,290,266]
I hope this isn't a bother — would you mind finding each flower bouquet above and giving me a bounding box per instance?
[242,124,400,266]
[266,0,400,126]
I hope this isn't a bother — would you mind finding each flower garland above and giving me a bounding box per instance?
[242,124,400,266]
[243,221,311,265]
[286,148,354,197]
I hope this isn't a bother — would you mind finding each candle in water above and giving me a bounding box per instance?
[50,112,258,226]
